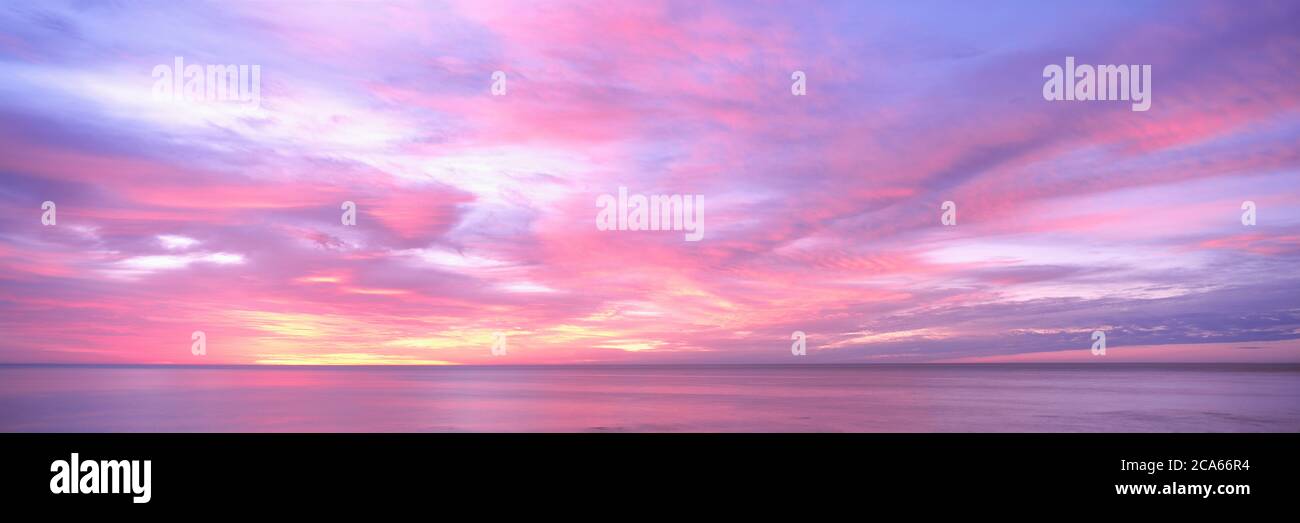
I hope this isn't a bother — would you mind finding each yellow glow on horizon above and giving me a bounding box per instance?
[594,341,662,352]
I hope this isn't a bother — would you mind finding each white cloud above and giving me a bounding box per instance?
[108,251,245,278]
[157,234,199,250]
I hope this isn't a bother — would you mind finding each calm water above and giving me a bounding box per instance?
[2,364,1298,432]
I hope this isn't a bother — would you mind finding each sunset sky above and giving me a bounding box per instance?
[0,0,1297,365]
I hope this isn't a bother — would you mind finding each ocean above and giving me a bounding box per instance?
[2,364,1297,432]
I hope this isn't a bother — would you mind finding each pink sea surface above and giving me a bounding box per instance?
[2,364,1297,432]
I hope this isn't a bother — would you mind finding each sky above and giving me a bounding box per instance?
[0,0,1297,365]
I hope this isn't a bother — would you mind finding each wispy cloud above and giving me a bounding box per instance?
[0,0,1296,364]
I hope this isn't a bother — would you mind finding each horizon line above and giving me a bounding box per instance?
[4,362,1299,368]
